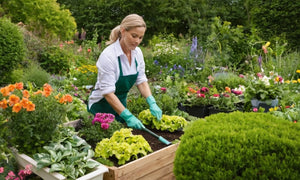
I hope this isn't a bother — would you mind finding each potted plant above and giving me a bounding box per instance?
[244,72,284,112]
[181,85,218,117]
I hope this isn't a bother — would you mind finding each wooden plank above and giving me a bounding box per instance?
[103,143,179,180]
[137,163,175,180]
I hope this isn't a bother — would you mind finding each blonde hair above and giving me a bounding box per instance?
[106,14,146,45]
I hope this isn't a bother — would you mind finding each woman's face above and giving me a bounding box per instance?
[120,26,146,51]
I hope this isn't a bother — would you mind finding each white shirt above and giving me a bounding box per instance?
[88,39,148,108]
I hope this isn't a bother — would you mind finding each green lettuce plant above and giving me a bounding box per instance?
[94,128,152,165]
[138,109,188,132]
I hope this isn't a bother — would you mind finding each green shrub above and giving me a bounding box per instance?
[22,63,50,87]
[212,72,246,91]
[174,111,300,180]
[0,18,26,85]
[39,46,71,75]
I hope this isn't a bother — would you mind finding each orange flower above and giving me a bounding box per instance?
[59,97,65,104]
[0,87,10,96]
[225,87,231,93]
[0,99,8,109]
[43,83,53,97]
[22,90,30,98]
[15,82,24,90]
[20,98,29,108]
[9,94,20,106]
[64,94,73,103]
[8,84,16,92]
[12,103,22,113]
[34,90,43,95]
[188,87,197,94]
[26,101,35,111]
[43,83,53,92]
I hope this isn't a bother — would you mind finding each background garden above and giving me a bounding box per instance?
[0,0,300,179]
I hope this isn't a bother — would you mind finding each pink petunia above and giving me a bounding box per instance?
[101,123,109,130]
[253,108,258,112]
[0,167,4,173]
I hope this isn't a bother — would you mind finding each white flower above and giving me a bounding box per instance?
[261,76,271,86]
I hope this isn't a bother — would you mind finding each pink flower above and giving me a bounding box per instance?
[0,167,4,173]
[200,87,209,93]
[213,94,220,98]
[239,74,245,78]
[197,93,205,98]
[223,93,230,97]
[160,87,167,93]
[101,123,109,130]
[257,73,263,78]
[232,90,243,95]
[253,108,258,112]
[87,48,91,53]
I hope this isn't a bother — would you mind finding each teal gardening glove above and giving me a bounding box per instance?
[146,95,162,121]
[120,108,145,130]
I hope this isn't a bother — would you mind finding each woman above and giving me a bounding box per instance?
[87,14,162,130]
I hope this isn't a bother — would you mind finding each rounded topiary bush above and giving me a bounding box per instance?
[0,18,26,85]
[174,111,300,180]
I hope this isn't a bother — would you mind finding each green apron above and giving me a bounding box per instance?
[88,56,138,123]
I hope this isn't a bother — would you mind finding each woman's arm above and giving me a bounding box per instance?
[137,81,152,98]
[104,93,125,115]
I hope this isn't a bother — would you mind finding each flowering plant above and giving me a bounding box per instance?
[245,72,284,102]
[209,87,244,111]
[183,85,217,106]
[0,82,73,155]
[78,113,124,146]
[0,164,32,180]
[92,113,115,130]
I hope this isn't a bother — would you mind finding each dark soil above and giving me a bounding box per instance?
[132,125,184,152]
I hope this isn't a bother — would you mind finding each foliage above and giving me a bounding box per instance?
[69,64,98,86]
[21,63,51,87]
[0,82,73,155]
[33,127,100,179]
[138,109,188,132]
[94,128,152,165]
[174,111,300,179]
[0,18,26,85]
[211,72,246,92]
[2,0,76,40]
[79,113,124,146]
[39,46,72,75]
[0,137,17,180]
[244,72,284,102]
[205,17,252,71]
[250,0,300,50]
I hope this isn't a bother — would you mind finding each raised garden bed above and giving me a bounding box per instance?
[65,119,183,180]
[12,149,108,180]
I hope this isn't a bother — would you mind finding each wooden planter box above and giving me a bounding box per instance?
[104,143,179,180]
[13,151,108,180]
[64,119,179,180]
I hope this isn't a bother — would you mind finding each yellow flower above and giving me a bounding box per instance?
[264,41,270,47]
[292,80,297,83]
[296,70,300,73]
[298,79,300,83]
[284,80,290,84]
